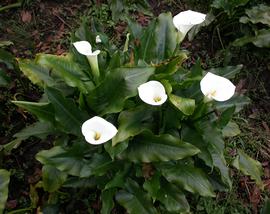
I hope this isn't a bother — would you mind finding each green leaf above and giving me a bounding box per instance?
[169,94,195,115]
[115,179,157,214]
[14,122,55,140]
[119,132,200,163]
[13,101,55,123]
[112,105,154,146]
[240,4,270,26]
[232,150,263,186]
[0,169,10,214]
[159,163,215,197]
[154,13,178,62]
[137,13,178,63]
[101,189,116,214]
[211,0,250,16]
[143,172,161,200]
[17,59,55,87]
[104,141,129,160]
[261,198,270,214]
[42,165,67,192]
[206,65,243,79]
[156,181,190,213]
[87,67,155,115]
[196,121,232,188]
[37,54,93,93]
[45,87,88,136]
[110,0,124,21]
[216,106,236,129]
[233,29,270,48]
[0,49,15,69]
[215,95,250,113]
[0,69,10,86]
[36,145,113,178]
[154,53,187,76]
[222,121,241,137]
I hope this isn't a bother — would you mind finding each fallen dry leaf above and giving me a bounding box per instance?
[249,185,261,213]
[21,10,32,23]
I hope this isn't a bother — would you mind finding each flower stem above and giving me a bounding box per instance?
[87,56,100,83]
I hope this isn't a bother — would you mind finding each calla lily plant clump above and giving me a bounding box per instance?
[11,9,263,213]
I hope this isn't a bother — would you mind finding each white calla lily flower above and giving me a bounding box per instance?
[138,81,168,106]
[96,35,102,43]
[173,10,206,38]
[73,41,100,56]
[82,116,118,145]
[73,41,100,81]
[200,72,236,102]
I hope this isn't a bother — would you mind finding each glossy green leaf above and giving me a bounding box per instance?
[215,95,250,113]
[222,121,241,137]
[232,150,263,186]
[37,54,93,93]
[104,141,129,160]
[0,169,10,214]
[261,198,270,214]
[119,132,200,163]
[206,65,243,79]
[17,59,55,87]
[115,179,157,214]
[45,87,88,136]
[169,94,195,115]
[196,121,232,188]
[101,188,116,214]
[36,145,112,178]
[155,53,187,76]
[0,69,10,87]
[156,181,190,213]
[211,0,250,16]
[159,163,215,197]
[112,105,154,146]
[240,4,270,26]
[42,165,67,192]
[233,29,270,48]
[154,13,178,62]
[14,122,55,140]
[143,172,161,200]
[110,0,124,21]
[216,106,236,129]
[0,49,15,69]
[13,101,55,123]
[137,13,178,63]
[87,67,154,115]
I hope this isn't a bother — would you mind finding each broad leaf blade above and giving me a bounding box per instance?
[115,179,157,214]
[0,169,10,214]
[87,67,155,115]
[17,59,55,87]
[13,101,55,123]
[45,87,88,136]
[119,132,200,163]
[37,54,93,93]
[169,94,195,115]
[159,163,215,197]
[232,150,263,186]
[112,105,154,146]
[42,165,67,192]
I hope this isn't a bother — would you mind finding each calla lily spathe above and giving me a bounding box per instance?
[73,41,100,81]
[82,116,118,145]
[73,41,100,56]
[173,10,206,38]
[138,81,168,106]
[200,72,236,102]
[96,35,102,43]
